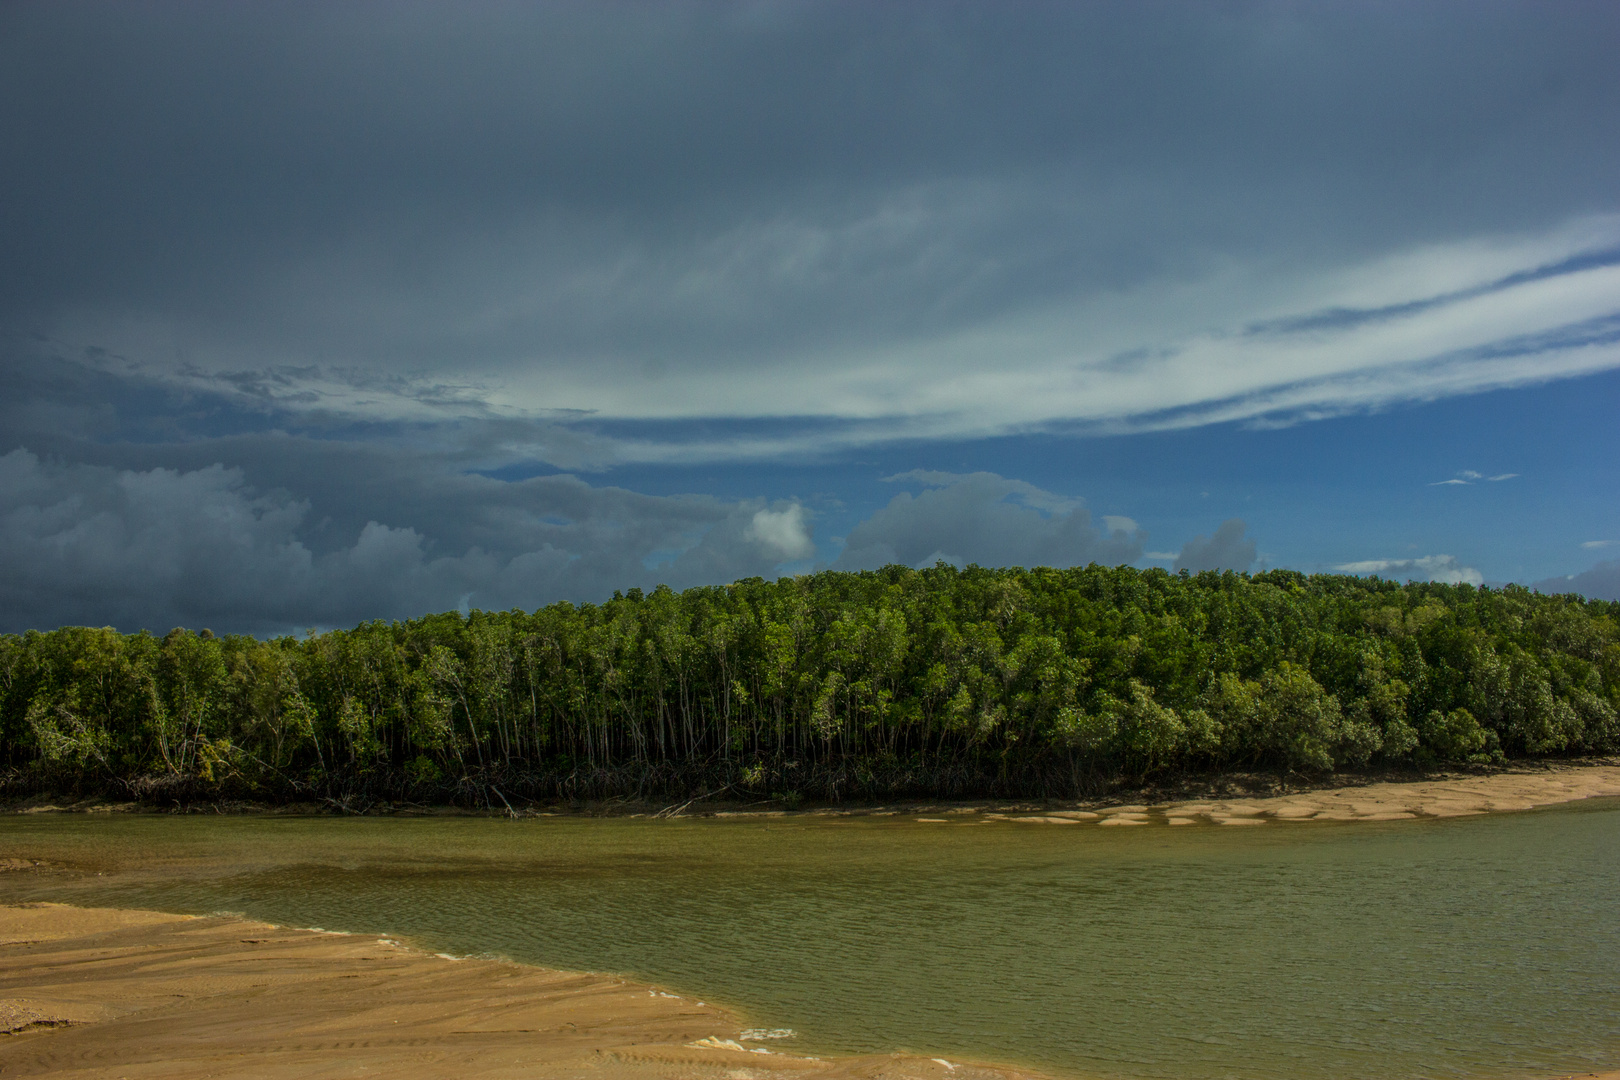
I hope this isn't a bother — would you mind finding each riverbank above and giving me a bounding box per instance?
[0,902,1044,1080]
[9,758,1620,821]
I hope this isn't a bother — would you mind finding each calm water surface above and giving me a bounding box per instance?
[2,803,1617,1080]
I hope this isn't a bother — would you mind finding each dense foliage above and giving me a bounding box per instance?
[2,565,1617,807]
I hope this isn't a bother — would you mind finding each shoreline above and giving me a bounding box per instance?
[709,759,1620,825]
[10,758,1620,823]
[0,901,1045,1080]
[4,769,1620,1079]
[2,901,1617,1080]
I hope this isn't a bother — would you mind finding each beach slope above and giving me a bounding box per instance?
[0,902,1040,1080]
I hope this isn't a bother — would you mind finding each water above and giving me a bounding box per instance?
[2,803,1617,1080]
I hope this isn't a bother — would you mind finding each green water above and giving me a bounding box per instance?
[2,804,1617,1080]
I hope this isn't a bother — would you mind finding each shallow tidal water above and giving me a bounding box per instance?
[2,802,1617,1080]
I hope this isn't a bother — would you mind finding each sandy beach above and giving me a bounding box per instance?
[0,902,1041,1080]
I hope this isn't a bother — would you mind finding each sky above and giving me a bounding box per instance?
[2,1,1618,635]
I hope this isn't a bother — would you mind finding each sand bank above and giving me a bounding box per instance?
[1150,761,1620,824]
[0,902,1043,1080]
[877,761,1620,826]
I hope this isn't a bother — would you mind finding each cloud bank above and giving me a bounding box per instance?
[0,449,809,634]
[1,454,1165,634]
[3,4,1618,459]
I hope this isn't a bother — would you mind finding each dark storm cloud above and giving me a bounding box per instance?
[0,349,816,634]
[3,1,1617,402]
[0,443,818,636]
[0,355,1145,630]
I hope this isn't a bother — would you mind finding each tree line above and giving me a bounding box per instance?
[2,564,1616,808]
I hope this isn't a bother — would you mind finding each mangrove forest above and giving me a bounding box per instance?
[2,564,1616,807]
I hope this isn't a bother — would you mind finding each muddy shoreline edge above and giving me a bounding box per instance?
[7,757,1620,823]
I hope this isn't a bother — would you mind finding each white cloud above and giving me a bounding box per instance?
[1334,554,1484,586]
[743,504,815,560]
[1429,469,1519,487]
[1425,469,1509,488]
[1582,539,1617,549]
[1102,515,1140,535]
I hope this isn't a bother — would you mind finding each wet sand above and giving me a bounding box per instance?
[884,761,1620,826]
[0,902,1041,1080]
[1152,761,1620,824]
